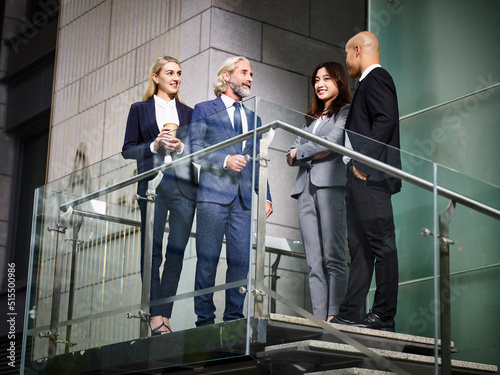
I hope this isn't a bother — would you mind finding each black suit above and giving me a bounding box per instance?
[339,67,401,323]
[122,97,197,318]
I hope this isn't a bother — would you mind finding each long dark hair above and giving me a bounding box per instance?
[306,61,351,121]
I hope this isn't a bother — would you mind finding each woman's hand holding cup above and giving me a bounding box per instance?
[161,123,182,153]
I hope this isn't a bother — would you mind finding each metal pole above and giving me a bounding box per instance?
[439,200,455,375]
[433,164,439,375]
[47,207,73,357]
[270,254,281,314]
[253,128,275,317]
[65,214,83,353]
[139,172,162,338]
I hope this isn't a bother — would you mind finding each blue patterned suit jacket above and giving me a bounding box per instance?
[189,96,271,209]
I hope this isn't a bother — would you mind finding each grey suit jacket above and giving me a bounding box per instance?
[289,104,350,198]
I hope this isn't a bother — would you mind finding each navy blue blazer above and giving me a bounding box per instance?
[122,97,198,200]
[346,67,402,195]
[189,96,271,210]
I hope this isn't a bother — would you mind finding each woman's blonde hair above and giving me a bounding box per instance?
[213,56,251,97]
[142,56,182,101]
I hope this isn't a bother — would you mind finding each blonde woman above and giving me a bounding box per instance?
[122,56,197,335]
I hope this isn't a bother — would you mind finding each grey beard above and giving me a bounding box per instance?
[229,77,250,99]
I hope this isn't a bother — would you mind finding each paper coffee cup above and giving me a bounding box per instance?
[163,123,179,138]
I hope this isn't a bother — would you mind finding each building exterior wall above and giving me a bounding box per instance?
[48,0,365,181]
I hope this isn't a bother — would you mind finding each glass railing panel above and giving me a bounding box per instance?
[23,97,499,374]
[445,265,500,368]
[437,165,500,269]
[393,150,436,287]
[247,98,436,374]
[251,98,496,373]
[23,190,143,369]
[395,82,500,336]
[246,98,314,320]
[23,101,263,373]
[398,81,500,188]
[360,146,438,338]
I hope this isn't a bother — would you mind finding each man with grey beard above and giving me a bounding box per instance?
[189,56,272,326]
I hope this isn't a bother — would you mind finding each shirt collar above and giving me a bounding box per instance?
[221,94,240,108]
[360,64,382,81]
[154,95,176,109]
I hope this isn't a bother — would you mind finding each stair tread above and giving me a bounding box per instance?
[261,339,498,373]
[268,313,452,347]
[306,368,395,375]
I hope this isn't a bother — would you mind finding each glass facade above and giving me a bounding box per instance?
[369,0,500,368]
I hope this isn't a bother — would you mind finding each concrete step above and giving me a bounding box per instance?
[307,368,396,375]
[25,316,497,375]
[259,339,497,375]
[265,313,457,357]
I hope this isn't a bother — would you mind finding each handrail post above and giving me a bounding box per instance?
[139,172,162,338]
[254,128,275,317]
[439,200,456,375]
[46,207,73,357]
[65,214,84,353]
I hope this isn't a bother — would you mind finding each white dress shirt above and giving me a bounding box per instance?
[154,95,179,130]
[311,113,325,135]
[150,95,181,162]
[220,94,248,168]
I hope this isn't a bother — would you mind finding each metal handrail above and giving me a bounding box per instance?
[59,125,270,212]
[61,120,500,221]
[276,121,500,221]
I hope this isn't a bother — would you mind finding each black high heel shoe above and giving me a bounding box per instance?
[150,322,171,336]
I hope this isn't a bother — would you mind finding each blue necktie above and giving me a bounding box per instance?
[233,102,243,153]
[233,102,243,135]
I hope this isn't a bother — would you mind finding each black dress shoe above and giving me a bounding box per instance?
[330,316,356,325]
[354,311,395,332]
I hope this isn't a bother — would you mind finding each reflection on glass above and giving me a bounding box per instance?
[22,97,499,373]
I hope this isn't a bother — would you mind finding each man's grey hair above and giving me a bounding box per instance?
[213,56,251,97]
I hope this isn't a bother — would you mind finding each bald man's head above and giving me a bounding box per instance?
[345,31,381,78]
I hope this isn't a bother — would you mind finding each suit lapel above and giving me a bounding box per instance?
[145,97,159,137]
[346,80,362,130]
[314,116,331,136]
[176,100,188,126]
[242,105,256,155]
[213,97,235,140]
[302,116,329,145]
[244,106,254,131]
[301,121,314,145]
